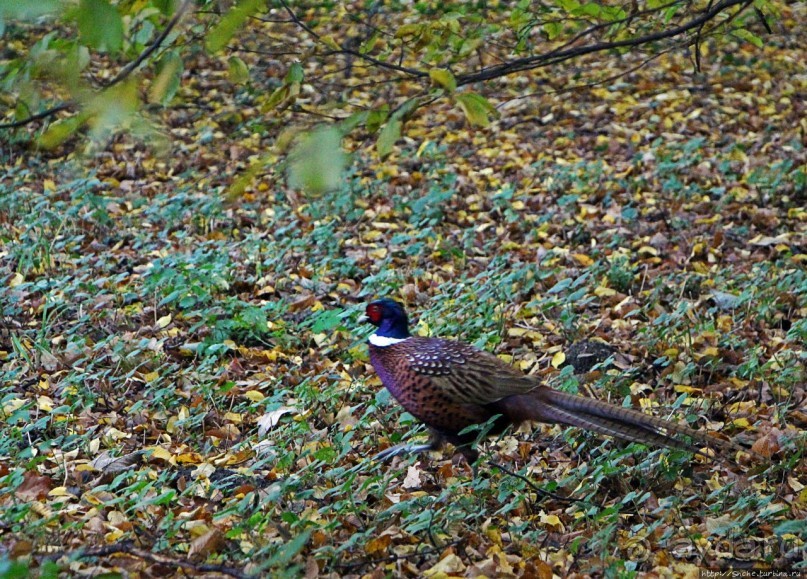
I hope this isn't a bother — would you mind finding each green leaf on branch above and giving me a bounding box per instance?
[228,56,250,84]
[366,106,389,134]
[77,0,123,53]
[577,3,601,18]
[0,0,59,19]
[456,92,497,128]
[287,126,347,197]
[338,111,369,135]
[543,22,562,40]
[734,28,764,48]
[429,68,456,92]
[375,99,419,158]
[87,79,141,144]
[555,0,581,14]
[262,63,304,112]
[377,118,402,158]
[205,0,263,54]
[285,62,304,84]
[37,115,87,149]
[149,50,183,105]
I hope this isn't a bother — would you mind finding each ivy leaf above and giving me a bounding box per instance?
[773,519,806,537]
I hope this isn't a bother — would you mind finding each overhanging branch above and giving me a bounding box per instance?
[456,0,754,86]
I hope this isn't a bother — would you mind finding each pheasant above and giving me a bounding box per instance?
[362,298,744,464]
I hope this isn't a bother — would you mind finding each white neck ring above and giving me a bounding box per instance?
[369,334,410,347]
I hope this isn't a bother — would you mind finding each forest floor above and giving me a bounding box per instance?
[1,4,806,577]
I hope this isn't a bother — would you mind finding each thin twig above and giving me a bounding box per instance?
[693,0,716,72]
[103,0,192,89]
[43,541,249,579]
[754,6,772,33]
[0,104,73,130]
[333,539,464,571]
[488,461,577,504]
[499,46,675,110]
[277,0,427,78]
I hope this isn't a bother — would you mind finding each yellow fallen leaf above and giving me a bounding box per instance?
[105,530,125,542]
[551,351,566,368]
[572,253,594,266]
[365,534,391,555]
[37,396,54,412]
[540,513,565,531]
[176,452,203,464]
[147,446,174,462]
[224,411,243,424]
[244,390,265,403]
[1,398,25,415]
[594,286,616,297]
[485,527,502,546]
[731,417,751,429]
[156,314,172,328]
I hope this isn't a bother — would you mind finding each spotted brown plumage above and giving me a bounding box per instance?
[362,298,746,464]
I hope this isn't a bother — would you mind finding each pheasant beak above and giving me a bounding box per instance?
[358,313,370,324]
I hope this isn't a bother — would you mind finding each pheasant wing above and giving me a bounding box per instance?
[404,337,539,405]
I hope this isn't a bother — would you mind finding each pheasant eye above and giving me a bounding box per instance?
[366,304,383,324]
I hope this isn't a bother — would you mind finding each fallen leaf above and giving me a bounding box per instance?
[257,406,297,435]
[189,528,224,559]
[402,465,422,489]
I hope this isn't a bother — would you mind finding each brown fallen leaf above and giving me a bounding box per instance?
[289,294,316,312]
[91,450,144,474]
[17,471,53,501]
[751,428,781,458]
[189,528,224,560]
